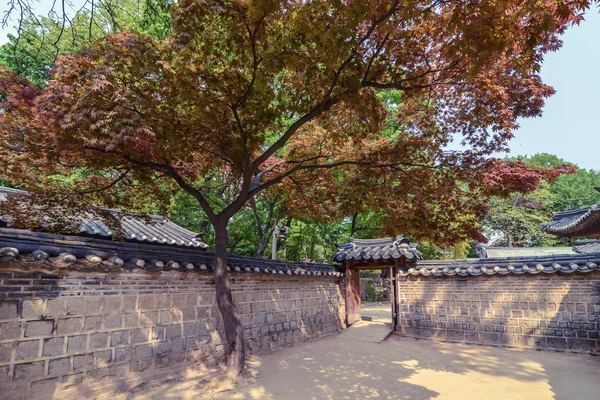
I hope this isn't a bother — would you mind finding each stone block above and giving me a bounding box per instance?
[16,339,39,360]
[95,349,113,368]
[114,347,133,364]
[135,344,152,360]
[24,320,54,337]
[545,336,568,349]
[84,316,102,331]
[86,297,104,316]
[172,295,186,308]
[0,342,12,363]
[104,297,122,315]
[166,324,182,339]
[42,337,64,357]
[13,361,44,380]
[105,314,122,329]
[185,337,200,351]
[153,341,171,356]
[21,300,44,319]
[196,307,210,319]
[110,330,129,346]
[122,296,137,312]
[131,328,150,344]
[567,338,597,351]
[195,321,209,336]
[141,311,159,326]
[67,335,87,353]
[48,357,70,376]
[155,295,170,309]
[57,318,82,335]
[159,310,172,325]
[0,321,21,339]
[138,295,155,311]
[151,326,165,341]
[182,308,196,321]
[45,299,65,318]
[171,338,185,353]
[90,332,108,349]
[124,313,139,328]
[64,298,85,316]
[183,322,194,337]
[73,353,94,371]
[0,365,11,383]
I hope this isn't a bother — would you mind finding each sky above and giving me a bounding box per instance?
[505,9,600,171]
[0,4,599,171]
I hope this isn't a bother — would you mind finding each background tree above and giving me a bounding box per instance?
[1,0,592,376]
[485,185,563,247]
[0,0,172,86]
[483,154,599,247]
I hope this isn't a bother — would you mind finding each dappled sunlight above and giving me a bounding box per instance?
[216,333,600,400]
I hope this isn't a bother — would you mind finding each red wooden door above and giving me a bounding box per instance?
[346,267,361,325]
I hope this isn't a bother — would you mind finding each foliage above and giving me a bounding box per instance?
[0,0,173,87]
[484,154,599,247]
[360,274,390,302]
[485,185,563,247]
[417,240,474,260]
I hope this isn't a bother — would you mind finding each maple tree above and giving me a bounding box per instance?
[0,0,594,376]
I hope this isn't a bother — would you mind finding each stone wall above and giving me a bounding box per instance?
[396,272,600,353]
[0,268,345,399]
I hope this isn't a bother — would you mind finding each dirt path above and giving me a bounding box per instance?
[130,303,599,400]
[215,334,599,400]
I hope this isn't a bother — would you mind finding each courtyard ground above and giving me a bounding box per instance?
[126,303,599,400]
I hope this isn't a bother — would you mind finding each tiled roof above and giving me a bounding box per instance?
[542,187,600,238]
[573,240,600,254]
[0,186,208,249]
[0,229,341,277]
[332,236,423,264]
[479,246,575,258]
[401,253,600,277]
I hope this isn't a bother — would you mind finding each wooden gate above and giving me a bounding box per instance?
[345,267,361,325]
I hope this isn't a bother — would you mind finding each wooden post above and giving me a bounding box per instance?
[393,259,403,330]
[345,262,361,326]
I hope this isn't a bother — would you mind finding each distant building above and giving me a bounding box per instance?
[542,186,600,240]
[542,186,600,254]
[477,246,575,258]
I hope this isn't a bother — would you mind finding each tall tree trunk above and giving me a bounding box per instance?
[213,219,245,377]
[255,238,269,258]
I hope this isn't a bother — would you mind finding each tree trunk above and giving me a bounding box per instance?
[213,219,245,377]
[255,238,269,258]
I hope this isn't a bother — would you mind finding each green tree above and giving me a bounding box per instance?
[485,185,563,247]
[0,0,172,86]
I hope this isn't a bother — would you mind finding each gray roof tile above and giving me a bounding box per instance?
[332,236,423,264]
[0,186,207,249]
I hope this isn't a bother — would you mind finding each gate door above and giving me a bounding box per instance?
[346,267,361,325]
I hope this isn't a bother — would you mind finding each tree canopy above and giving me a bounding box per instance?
[485,154,600,247]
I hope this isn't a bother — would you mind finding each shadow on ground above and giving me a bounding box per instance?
[211,303,600,400]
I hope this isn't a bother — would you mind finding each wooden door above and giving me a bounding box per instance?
[346,267,361,325]
[390,266,399,330]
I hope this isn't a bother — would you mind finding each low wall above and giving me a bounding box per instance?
[396,272,600,353]
[0,268,345,399]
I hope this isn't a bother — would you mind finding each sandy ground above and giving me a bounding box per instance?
[129,303,600,400]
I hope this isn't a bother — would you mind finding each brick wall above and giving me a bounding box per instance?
[396,272,600,353]
[0,267,345,399]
